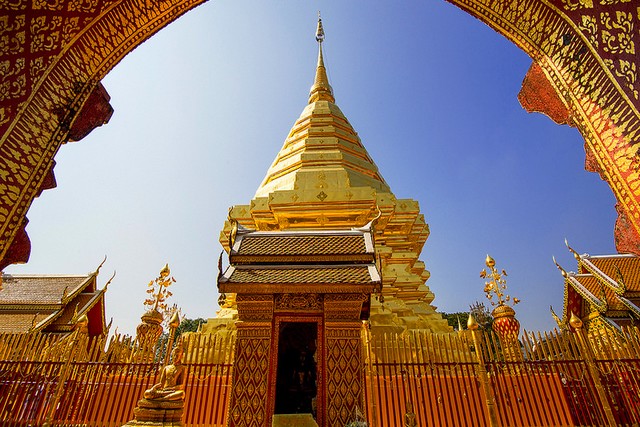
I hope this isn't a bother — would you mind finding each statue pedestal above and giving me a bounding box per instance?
[272,414,319,427]
[122,399,184,427]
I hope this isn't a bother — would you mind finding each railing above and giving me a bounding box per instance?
[0,332,235,427]
[363,326,640,427]
[0,324,639,426]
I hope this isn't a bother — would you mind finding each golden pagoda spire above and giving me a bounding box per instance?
[309,13,335,104]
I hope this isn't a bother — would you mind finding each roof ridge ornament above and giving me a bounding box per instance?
[309,13,335,104]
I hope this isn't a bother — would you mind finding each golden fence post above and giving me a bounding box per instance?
[164,311,180,366]
[362,322,378,427]
[42,315,87,427]
[569,313,617,426]
[468,314,498,427]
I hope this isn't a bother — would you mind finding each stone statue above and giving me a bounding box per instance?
[143,346,186,401]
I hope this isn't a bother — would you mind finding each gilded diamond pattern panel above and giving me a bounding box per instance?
[229,332,271,427]
[326,328,362,427]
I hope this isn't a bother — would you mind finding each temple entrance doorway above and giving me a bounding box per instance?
[274,322,318,417]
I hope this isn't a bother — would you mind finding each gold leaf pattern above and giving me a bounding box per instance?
[579,14,599,48]
[561,0,594,11]
[600,11,635,54]
[614,60,638,99]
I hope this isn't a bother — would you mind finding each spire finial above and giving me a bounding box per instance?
[309,13,334,104]
[316,12,325,43]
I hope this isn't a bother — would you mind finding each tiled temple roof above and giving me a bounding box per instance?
[0,273,105,334]
[230,229,374,264]
[222,265,376,285]
[0,313,53,334]
[570,274,625,312]
[559,248,640,330]
[580,254,640,292]
[0,274,91,306]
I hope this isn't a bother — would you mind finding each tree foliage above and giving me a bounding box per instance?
[441,301,493,330]
[155,317,206,362]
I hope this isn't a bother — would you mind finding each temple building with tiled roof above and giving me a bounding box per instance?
[0,270,108,336]
[555,243,640,334]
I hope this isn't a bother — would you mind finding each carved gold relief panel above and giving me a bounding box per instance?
[229,323,272,427]
[325,325,364,427]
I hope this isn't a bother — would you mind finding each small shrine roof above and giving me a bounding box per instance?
[220,264,380,293]
[47,291,103,332]
[223,265,377,284]
[0,274,92,306]
[230,229,375,264]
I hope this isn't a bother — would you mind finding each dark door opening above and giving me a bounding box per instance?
[274,322,318,416]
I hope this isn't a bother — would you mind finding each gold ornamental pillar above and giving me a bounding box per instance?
[227,295,274,427]
[480,255,522,361]
[491,304,522,362]
[468,314,499,427]
[133,309,164,362]
[570,313,617,426]
[133,264,177,362]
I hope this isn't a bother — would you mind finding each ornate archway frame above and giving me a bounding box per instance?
[1,0,639,269]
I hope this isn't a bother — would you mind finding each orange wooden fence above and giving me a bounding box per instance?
[363,326,640,427]
[0,325,639,426]
[0,331,235,427]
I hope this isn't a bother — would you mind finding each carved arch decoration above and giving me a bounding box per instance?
[0,0,207,269]
[1,0,639,270]
[445,0,640,254]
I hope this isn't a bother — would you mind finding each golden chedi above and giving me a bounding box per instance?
[211,17,450,335]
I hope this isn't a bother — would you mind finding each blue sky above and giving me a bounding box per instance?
[8,1,617,334]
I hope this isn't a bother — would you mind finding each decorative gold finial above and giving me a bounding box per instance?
[160,264,170,278]
[169,310,180,329]
[569,311,583,329]
[552,256,568,278]
[309,13,334,104]
[485,254,495,268]
[94,255,107,275]
[315,12,325,42]
[565,238,581,260]
[76,313,89,327]
[467,314,479,330]
[550,305,566,331]
[614,264,627,293]
[480,255,519,307]
[145,264,176,313]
